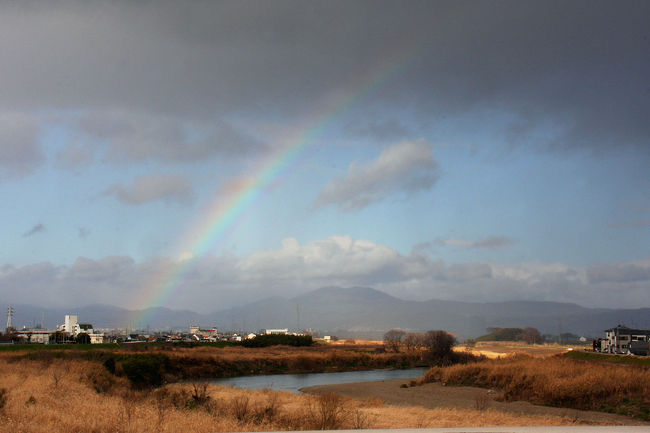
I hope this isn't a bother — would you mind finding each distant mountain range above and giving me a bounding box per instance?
[6,286,650,339]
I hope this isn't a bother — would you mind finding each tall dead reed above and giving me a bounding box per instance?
[420,353,650,419]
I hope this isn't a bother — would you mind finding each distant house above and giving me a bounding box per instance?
[264,328,288,335]
[601,325,650,355]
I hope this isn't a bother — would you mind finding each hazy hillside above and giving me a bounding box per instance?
[5,287,649,339]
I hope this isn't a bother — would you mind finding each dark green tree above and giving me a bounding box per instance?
[76,332,91,344]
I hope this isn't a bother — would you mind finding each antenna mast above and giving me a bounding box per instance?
[6,306,14,331]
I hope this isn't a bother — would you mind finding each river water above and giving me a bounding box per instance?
[210,368,428,393]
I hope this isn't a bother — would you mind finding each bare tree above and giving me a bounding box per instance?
[422,330,457,361]
[520,327,544,345]
[403,333,424,351]
[383,329,406,352]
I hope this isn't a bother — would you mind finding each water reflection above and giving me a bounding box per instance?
[210,368,427,393]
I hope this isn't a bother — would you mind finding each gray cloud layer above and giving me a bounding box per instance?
[104,174,193,205]
[316,140,438,210]
[0,1,647,154]
[74,111,267,164]
[1,236,648,311]
[0,114,43,179]
[441,236,514,250]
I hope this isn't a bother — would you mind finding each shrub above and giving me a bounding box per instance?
[0,388,7,412]
[86,369,115,393]
[308,393,348,430]
[119,354,170,389]
[103,357,116,374]
[190,383,210,406]
[231,395,250,421]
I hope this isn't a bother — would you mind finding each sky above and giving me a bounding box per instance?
[0,0,649,313]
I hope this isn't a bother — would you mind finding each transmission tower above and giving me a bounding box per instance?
[6,306,15,331]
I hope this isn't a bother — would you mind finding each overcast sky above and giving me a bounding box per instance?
[1,1,648,312]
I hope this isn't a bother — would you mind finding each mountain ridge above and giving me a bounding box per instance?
[5,286,649,339]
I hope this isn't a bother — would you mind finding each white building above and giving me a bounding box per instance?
[265,328,288,335]
[64,315,79,335]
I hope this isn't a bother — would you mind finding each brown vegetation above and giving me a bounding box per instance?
[418,353,650,420]
[0,353,603,432]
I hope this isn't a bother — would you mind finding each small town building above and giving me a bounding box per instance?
[189,325,218,339]
[16,329,51,344]
[264,328,288,335]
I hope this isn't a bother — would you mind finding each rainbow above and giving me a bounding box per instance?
[131,45,424,327]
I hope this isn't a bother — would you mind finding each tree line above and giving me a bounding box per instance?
[382,329,475,365]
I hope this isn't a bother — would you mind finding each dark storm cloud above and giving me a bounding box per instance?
[0,1,647,153]
[75,112,267,163]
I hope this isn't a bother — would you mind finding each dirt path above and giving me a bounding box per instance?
[301,379,649,426]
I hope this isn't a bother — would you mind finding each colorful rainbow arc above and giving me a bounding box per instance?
[131,45,424,327]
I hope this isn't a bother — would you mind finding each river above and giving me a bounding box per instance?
[210,368,427,393]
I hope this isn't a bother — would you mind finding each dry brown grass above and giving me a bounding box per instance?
[0,353,627,432]
[457,341,585,358]
[420,353,650,420]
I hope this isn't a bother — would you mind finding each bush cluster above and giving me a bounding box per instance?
[104,354,172,389]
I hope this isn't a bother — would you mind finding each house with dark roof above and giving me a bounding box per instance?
[601,325,650,355]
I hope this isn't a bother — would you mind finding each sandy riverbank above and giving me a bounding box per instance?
[301,379,649,426]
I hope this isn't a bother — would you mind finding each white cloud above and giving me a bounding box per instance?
[316,140,438,210]
[1,236,648,311]
[104,173,193,205]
